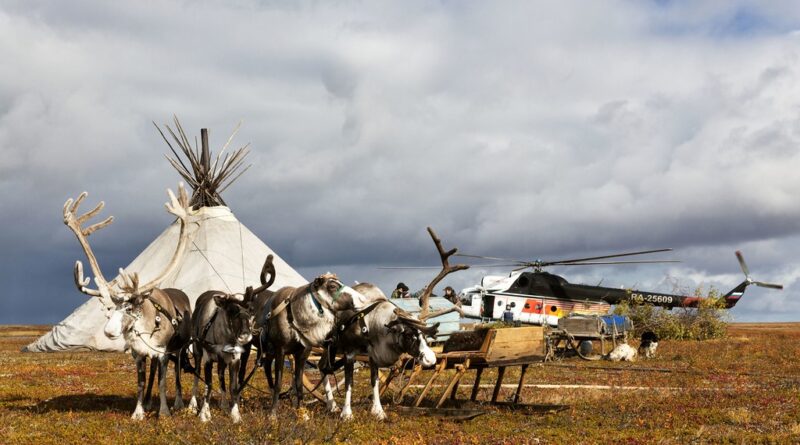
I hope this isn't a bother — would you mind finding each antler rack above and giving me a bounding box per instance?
[64,183,196,303]
[418,227,469,320]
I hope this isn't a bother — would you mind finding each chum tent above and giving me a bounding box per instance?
[24,206,306,351]
[24,119,307,352]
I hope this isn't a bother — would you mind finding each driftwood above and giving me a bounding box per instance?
[418,227,469,319]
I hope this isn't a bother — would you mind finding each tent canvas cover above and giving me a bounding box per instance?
[25,206,307,352]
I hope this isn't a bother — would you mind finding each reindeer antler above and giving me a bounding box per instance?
[136,183,197,294]
[249,254,276,296]
[63,192,118,301]
[118,269,141,296]
[64,183,196,302]
[418,227,469,319]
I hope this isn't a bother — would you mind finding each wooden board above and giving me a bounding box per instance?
[484,326,545,363]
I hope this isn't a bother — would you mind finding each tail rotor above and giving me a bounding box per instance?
[735,251,783,290]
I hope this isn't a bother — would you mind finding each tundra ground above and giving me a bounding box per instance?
[1,324,798,444]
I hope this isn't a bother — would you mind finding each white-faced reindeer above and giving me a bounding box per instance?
[64,184,195,420]
[326,284,438,421]
[254,273,375,419]
[317,227,464,420]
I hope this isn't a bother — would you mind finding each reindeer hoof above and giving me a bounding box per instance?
[159,407,171,418]
[131,405,145,421]
[371,407,387,421]
[199,404,211,422]
[173,398,184,411]
[187,398,198,414]
[327,401,340,414]
[340,409,353,421]
[231,405,241,423]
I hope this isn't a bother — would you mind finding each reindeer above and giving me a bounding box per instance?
[326,286,439,421]
[188,290,256,423]
[317,227,466,420]
[251,273,375,419]
[63,184,195,420]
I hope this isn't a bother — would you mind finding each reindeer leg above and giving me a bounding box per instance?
[173,351,184,410]
[238,344,250,387]
[294,348,311,421]
[340,356,354,421]
[144,358,157,411]
[158,355,170,417]
[270,349,283,419]
[369,360,386,420]
[199,360,213,422]
[230,357,241,423]
[264,355,275,389]
[218,361,229,411]
[323,373,339,414]
[132,355,146,420]
[188,344,200,414]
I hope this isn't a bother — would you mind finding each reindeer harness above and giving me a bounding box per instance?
[318,300,384,374]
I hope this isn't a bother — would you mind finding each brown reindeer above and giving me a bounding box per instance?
[64,184,195,420]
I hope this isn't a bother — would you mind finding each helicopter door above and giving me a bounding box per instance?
[482,294,495,320]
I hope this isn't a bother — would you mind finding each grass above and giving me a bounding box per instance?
[1,324,799,444]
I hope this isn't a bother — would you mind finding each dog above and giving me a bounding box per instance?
[638,331,659,359]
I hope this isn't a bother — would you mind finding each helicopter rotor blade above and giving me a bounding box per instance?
[555,260,681,266]
[542,248,673,267]
[377,263,519,270]
[735,251,750,277]
[454,253,528,264]
[753,281,783,290]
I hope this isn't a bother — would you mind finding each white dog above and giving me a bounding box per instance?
[607,343,637,362]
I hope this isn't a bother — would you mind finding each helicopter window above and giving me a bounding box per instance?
[497,301,503,307]
[550,305,558,313]
[509,302,516,308]
[524,303,530,309]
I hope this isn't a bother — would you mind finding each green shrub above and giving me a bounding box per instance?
[613,285,729,340]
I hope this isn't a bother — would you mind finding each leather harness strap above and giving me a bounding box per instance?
[197,307,219,349]
[145,295,182,328]
[319,300,385,374]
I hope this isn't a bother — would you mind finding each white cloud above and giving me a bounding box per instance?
[1,0,799,322]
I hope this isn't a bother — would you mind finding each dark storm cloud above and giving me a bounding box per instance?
[2,1,800,323]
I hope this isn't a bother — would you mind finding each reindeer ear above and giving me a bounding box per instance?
[422,322,440,338]
[213,292,228,306]
[385,318,405,333]
[313,276,326,288]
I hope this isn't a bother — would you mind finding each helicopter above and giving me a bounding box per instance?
[454,249,783,326]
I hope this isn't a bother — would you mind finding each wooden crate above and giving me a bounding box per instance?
[482,326,545,362]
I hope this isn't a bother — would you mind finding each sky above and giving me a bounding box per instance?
[2,0,800,324]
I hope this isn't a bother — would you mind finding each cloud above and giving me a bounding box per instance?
[1,1,799,323]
